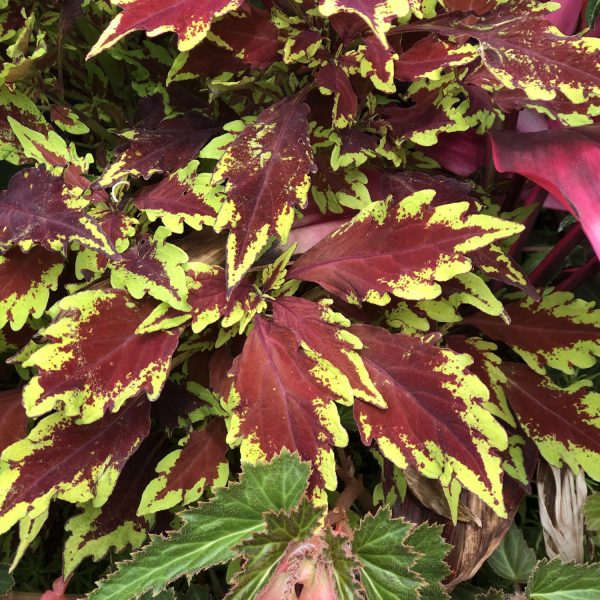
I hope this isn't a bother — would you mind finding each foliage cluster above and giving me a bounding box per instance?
[0,0,599,597]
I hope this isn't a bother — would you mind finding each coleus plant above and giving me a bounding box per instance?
[0,0,599,597]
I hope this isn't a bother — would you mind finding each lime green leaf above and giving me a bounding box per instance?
[582,493,600,532]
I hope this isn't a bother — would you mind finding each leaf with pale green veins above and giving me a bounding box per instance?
[487,523,536,583]
[87,453,310,600]
[526,559,600,599]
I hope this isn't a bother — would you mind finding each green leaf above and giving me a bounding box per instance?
[526,559,600,599]
[586,0,600,27]
[487,523,536,583]
[476,590,505,600]
[582,493,600,532]
[352,508,421,600]
[227,499,324,599]
[405,523,451,599]
[0,563,14,595]
[87,452,310,600]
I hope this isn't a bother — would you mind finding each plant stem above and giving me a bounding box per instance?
[556,256,600,291]
[529,223,585,287]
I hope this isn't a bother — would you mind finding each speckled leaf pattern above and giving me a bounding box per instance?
[318,0,410,46]
[466,291,600,375]
[227,316,348,502]
[98,116,218,187]
[352,325,508,517]
[213,95,315,289]
[316,64,358,129]
[138,418,229,514]
[88,0,246,57]
[272,296,384,406]
[20,289,180,423]
[0,398,150,540]
[0,247,64,331]
[109,228,189,310]
[290,191,523,305]
[0,168,115,256]
[134,164,221,234]
[63,432,167,576]
[0,389,27,455]
[504,363,600,481]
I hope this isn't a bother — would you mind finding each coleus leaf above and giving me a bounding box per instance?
[87,0,246,58]
[98,115,218,187]
[0,168,115,256]
[214,95,315,289]
[227,316,348,501]
[271,296,384,406]
[0,398,150,539]
[0,247,64,331]
[316,63,358,129]
[399,7,600,122]
[0,88,51,165]
[63,431,167,576]
[489,125,600,257]
[0,389,27,455]
[317,0,410,47]
[446,336,515,427]
[351,324,508,517]
[137,418,229,515]
[87,452,310,600]
[20,289,180,423]
[466,291,600,375]
[133,164,221,234]
[209,5,281,69]
[359,34,397,93]
[109,228,189,310]
[290,190,523,305]
[394,35,479,81]
[503,363,600,481]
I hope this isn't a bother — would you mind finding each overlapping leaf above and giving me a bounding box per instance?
[109,228,189,309]
[20,289,180,423]
[399,6,600,122]
[134,164,221,234]
[351,324,508,516]
[227,316,348,500]
[213,95,315,288]
[63,432,167,576]
[316,64,358,129]
[138,418,229,514]
[98,115,218,187]
[503,363,600,481]
[271,296,383,406]
[0,398,150,539]
[87,453,310,600]
[317,0,410,46]
[0,168,115,256]
[290,190,523,305]
[0,247,64,331]
[88,0,246,57]
[0,389,27,455]
[466,291,600,375]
